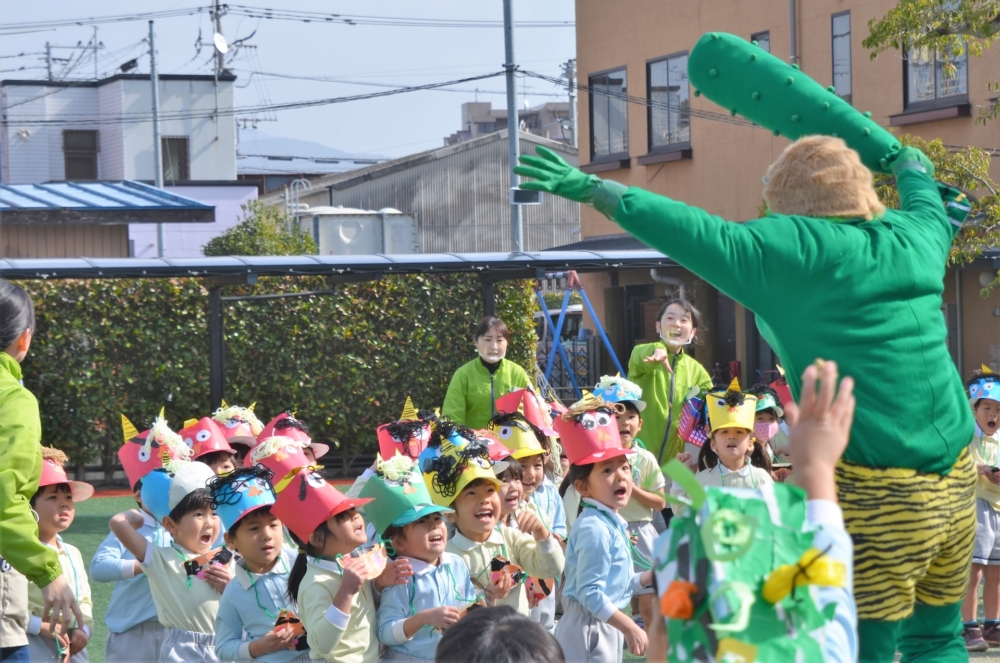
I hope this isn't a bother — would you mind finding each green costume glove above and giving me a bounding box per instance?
[890,146,935,179]
[515,146,627,218]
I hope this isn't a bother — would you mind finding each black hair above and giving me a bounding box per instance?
[226,504,275,539]
[386,418,428,443]
[166,487,214,523]
[748,383,782,406]
[274,414,309,434]
[30,482,71,508]
[473,316,510,342]
[621,401,642,417]
[132,477,144,495]
[286,511,357,605]
[207,465,275,537]
[656,297,705,345]
[0,280,35,351]
[497,456,523,483]
[697,438,773,475]
[558,462,594,499]
[425,420,489,500]
[198,451,235,468]
[436,605,564,663]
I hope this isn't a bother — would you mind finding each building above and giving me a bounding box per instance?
[444,101,572,146]
[263,129,580,253]
[571,0,1000,381]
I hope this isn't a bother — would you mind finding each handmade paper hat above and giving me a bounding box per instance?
[140,460,215,523]
[377,397,432,460]
[754,391,784,419]
[553,395,633,466]
[969,365,1000,404]
[141,468,174,523]
[245,435,314,487]
[419,421,501,507]
[495,387,557,437]
[258,412,330,460]
[770,365,794,410]
[272,467,372,542]
[38,448,93,502]
[706,379,758,433]
[592,374,647,412]
[654,461,844,661]
[118,410,192,489]
[475,429,513,464]
[179,417,236,460]
[358,455,452,537]
[487,411,546,460]
[212,401,264,446]
[208,465,277,531]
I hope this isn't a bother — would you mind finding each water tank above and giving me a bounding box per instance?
[299,206,418,255]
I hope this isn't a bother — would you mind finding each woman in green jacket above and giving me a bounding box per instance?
[627,299,713,467]
[0,280,82,661]
[442,316,531,429]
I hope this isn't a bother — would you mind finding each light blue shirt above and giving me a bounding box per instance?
[88,510,171,634]
[561,498,641,621]
[807,501,858,663]
[377,552,478,660]
[530,478,568,539]
[215,550,304,663]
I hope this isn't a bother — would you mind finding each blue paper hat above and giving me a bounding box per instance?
[593,375,646,411]
[212,471,276,531]
[141,468,173,523]
[970,365,1000,404]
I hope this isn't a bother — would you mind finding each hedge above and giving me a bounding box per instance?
[17,275,538,480]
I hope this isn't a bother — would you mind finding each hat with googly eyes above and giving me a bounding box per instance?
[179,417,236,461]
[271,467,372,542]
[969,365,1000,405]
[118,410,192,489]
[553,395,634,466]
[706,378,758,433]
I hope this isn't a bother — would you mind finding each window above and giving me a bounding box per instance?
[647,53,690,150]
[63,130,99,180]
[905,45,967,108]
[832,12,852,104]
[751,31,770,53]
[162,136,189,181]
[589,67,629,159]
[475,121,495,133]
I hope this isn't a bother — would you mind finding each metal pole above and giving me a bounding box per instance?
[46,42,51,81]
[789,0,798,65]
[503,0,523,252]
[567,59,577,148]
[93,27,99,80]
[208,287,225,410]
[214,0,225,74]
[150,21,165,257]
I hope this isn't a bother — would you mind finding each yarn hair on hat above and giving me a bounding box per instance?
[41,446,69,466]
[212,403,264,436]
[208,465,275,509]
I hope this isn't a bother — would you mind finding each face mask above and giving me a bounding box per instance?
[477,345,506,363]
[754,422,779,442]
[660,326,693,348]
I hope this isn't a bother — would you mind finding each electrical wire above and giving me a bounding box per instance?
[0,7,210,32]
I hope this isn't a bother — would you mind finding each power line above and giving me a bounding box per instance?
[0,7,209,31]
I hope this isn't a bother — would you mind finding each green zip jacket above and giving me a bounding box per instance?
[0,353,61,586]
[628,344,713,464]
[614,166,973,475]
[442,357,531,430]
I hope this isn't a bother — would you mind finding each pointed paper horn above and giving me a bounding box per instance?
[983,364,994,375]
[248,402,257,412]
[726,377,741,392]
[158,406,165,420]
[121,415,139,443]
[400,397,418,421]
[184,419,198,428]
[221,399,229,409]
[776,364,786,377]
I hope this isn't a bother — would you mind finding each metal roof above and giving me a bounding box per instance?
[0,250,676,280]
[0,181,214,225]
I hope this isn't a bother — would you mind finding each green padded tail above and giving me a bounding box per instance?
[688,32,900,174]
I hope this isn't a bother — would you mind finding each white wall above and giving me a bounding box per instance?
[128,184,257,258]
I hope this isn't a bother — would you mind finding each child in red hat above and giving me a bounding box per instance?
[179,417,238,476]
[25,447,94,663]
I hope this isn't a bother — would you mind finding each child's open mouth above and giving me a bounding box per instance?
[200,534,212,545]
[474,508,494,524]
[988,420,998,430]
[428,533,443,544]
[614,487,627,499]
[504,493,520,507]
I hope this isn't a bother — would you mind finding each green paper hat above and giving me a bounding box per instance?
[754,392,784,418]
[654,461,845,661]
[358,455,453,537]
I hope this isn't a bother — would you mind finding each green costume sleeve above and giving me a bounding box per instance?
[627,342,657,380]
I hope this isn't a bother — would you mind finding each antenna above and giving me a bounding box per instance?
[213,32,229,55]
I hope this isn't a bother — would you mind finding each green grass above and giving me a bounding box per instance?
[64,495,137,663]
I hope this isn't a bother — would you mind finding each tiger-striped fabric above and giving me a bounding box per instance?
[836,448,976,622]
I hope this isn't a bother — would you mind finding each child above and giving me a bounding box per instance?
[213,401,265,467]
[672,379,773,510]
[258,412,330,465]
[211,466,311,663]
[497,456,524,527]
[593,375,665,634]
[180,417,238,475]
[647,360,858,662]
[435,605,565,663]
[25,448,95,663]
[110,456,232,662]
[91,412,189,663]
[428,421,564,616]
[748,383,791,464]
[962,367,1000,651]
[553,396,654,662]
[359,455,477,661]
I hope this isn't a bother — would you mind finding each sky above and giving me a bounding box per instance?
[0,1,576,158]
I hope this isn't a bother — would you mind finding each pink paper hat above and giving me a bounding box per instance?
[257,412,329,460]
[179,417,236,460]
[272,468,372,542]
[38,449,94,502]
[553,396,634,466]
[118,411,192,488]
[495,387,557,436]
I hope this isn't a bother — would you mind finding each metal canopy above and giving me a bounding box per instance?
[0,180,215,225]
[0,250,677,280]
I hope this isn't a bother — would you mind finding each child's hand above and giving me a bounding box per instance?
[675,451,697,471]
[420,606,461,630]
[69,629,88,655]
[39,622,69,654]
[643,348,674,373]
[375,558,414,590]
[249,628,298,656]
[625,620,648,656]
[202,562,232,593]
[980,464,1000,486]
[484,573,514,603]
[516,510,550,541]
[338,556,374,596]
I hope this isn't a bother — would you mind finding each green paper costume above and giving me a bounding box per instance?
[515,31,976,663]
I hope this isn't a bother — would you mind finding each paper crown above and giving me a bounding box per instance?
[654,462,843,661]
[419,421,501,507]
[553,395,633,466]
[179,417,236,460]
[245,435,313,484]
[969,365,1000,404]
[474,429,513,464]
[38,448,93,502]
[706,379,758,433]
[495,387,557,436]
[141,460,216,523]
[487,411,546,460]
[358,455,453,537]
[208,466,277,531]
[118,411,192,488]
[212,401,264,445]
[271,467,372,542]
[592,374,647,412]
[376,398,432,461]
[257,412,330,460]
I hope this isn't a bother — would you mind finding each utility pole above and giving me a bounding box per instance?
[93,27,99,80]
[213,0,225,74]
[502,0,523,252]
[561,59,577,148]
[45,42,51,81]
[149,20,165,258]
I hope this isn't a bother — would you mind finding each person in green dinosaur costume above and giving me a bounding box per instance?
[514,31,976,663]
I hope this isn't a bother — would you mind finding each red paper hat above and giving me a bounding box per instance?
[39,450,94,502]
[118,411,192,488]
[272,468,372,542]
[475,429,512,463]
[212,401,264,445]
[245,435,313,481]
[179,417,236,460]
[495,388,557,436]
[257,412,329,460]
[771,366,794,411]
[553,397,634,466]
[377,397,431,461]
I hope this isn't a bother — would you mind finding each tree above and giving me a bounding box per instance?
[203,200,317,257]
